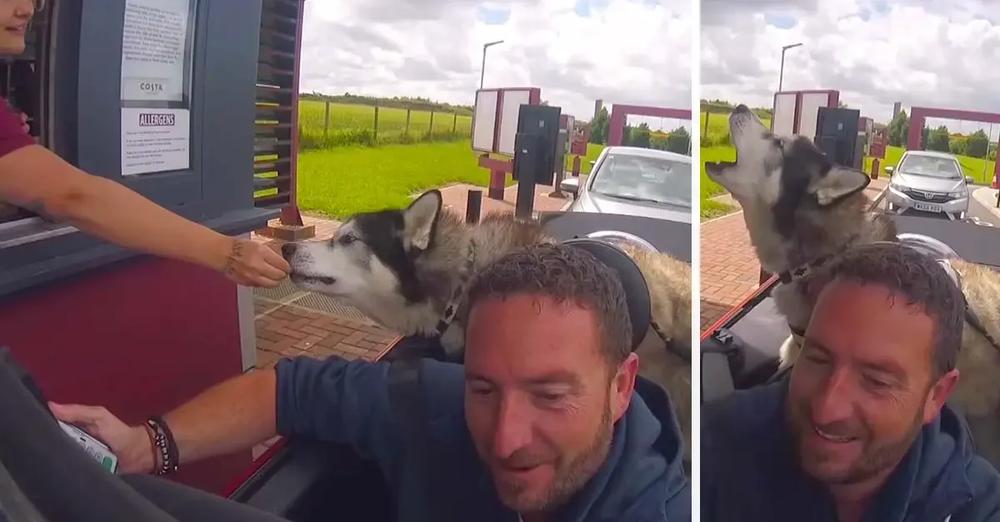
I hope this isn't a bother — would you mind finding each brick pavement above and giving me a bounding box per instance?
[699,178,889,331]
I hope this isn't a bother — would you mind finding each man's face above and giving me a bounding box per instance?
[0,1,34,55]
[787,280,958,486]
[464,293,636,514]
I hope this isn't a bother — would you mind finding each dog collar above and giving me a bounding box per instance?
[434,239,476,337]
[776,255,831,285]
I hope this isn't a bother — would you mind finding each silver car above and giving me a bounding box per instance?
[885,150,973,220]
[560,146,692,224]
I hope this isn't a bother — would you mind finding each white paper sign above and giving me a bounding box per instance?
[121,0,191,102]
[121,108,190,176]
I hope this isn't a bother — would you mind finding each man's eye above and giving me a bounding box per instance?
[534,392,566,406]
[863,374,891,391]
[469,385,492,396]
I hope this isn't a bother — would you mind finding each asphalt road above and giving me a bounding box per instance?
[969,190,1000,227]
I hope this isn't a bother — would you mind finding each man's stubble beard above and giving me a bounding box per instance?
[500,395,615,515]
[786,393,926,487]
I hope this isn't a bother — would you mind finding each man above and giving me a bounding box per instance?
[0,0,287,288]
[51,244,690,521]
[702,242,1000,521]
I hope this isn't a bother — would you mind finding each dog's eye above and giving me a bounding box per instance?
[339,233,359,245]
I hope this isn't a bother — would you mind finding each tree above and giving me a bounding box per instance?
[666,126,690,154]
[589,107,610,145]
[966,129,990,158]
[627,123,651,148]
[926,125,950,152]
[888,110,908,147]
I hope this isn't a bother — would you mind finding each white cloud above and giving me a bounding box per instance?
[701,0,1000,136]
[299,0,691,128]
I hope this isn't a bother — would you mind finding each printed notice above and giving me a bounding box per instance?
[121,108,190,176]
[121,0,192,102]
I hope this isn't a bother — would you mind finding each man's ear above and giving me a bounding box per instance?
[810,167,870,206]
[611,352,639,424]
[923,369,959,425]
[403,190,442,251]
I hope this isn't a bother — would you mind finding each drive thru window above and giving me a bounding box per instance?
[0,0,279,297]
[0,0,302,497]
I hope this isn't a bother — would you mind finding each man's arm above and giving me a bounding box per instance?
[50,355,418,474]
[0,144,289,287]
[50,368,278,474]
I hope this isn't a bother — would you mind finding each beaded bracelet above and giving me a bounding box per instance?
[145,416,179,476]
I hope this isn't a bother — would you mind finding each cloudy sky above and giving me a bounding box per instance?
[299,0,692,130]
[702,0,1000,134]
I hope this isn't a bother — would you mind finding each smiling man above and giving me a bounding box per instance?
[702,243,1000,522]
[48,243,689,521]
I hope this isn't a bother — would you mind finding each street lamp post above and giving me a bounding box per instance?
[778,42,803,92]
[480,40,504,89]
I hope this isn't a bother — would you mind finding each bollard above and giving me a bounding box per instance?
[466,190,482,224]
[572,156,581,177]
[871,158,880,180]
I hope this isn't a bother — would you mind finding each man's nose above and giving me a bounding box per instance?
[810,369,854,424]
[492,397,532,460]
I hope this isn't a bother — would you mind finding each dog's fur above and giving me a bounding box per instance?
[282,190,692,460]
[706,104,1000,466]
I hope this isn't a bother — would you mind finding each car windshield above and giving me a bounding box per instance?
[590,153,692,207]
[898,155,962,179]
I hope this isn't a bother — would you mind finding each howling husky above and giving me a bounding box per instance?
[705,104,1000,466]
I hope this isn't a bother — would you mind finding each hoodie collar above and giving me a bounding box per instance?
[552,382,687,522]
[862,405,976,522]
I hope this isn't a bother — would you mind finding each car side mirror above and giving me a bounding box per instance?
[560,177,580,199]
[884,165,894,175]
[965,176,975,185]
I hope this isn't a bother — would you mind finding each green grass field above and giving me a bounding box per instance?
[292,141,605,219]
[297,100,473,149]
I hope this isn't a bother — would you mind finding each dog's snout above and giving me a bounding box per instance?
[281,242,298,259]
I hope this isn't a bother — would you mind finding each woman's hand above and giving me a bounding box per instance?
[221,237,291,288]
[49,402,156,475]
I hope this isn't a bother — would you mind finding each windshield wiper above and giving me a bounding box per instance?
[599,193,663,204]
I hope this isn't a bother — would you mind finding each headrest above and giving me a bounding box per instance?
[562,238,651,350]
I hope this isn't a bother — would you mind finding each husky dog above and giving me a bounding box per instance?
[280,189,693,459]
[705,104,1000,465]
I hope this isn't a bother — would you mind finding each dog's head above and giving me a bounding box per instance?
[705,104,870,236]
[281,190,443,310]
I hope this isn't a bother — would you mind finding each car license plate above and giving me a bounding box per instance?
[914,202,942,213]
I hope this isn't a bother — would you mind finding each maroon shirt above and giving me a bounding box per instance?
[0,97,35,157]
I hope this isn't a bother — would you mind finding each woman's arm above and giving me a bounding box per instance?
[0,144,290,287]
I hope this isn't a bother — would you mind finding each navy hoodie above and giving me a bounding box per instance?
[275,354,690,521]
[702,379,1000,522]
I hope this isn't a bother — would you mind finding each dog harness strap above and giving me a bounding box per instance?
[650,321,690,363]
[435,239,476,337]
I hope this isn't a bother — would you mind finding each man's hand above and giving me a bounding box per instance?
[221,238,291,288]
[49,402,155,475]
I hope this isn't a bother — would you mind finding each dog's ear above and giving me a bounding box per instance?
[404,190,442,251]
[809,167,870,207]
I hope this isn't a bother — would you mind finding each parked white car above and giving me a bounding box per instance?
[885,150,973,220]
[560,146,692,224]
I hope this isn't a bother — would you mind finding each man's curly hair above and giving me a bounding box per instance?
[816,242,964,377]
[466,243,632,370]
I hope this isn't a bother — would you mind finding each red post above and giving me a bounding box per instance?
[871,158,880,180]
[572,156,581,177]
[280,0,306,227]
